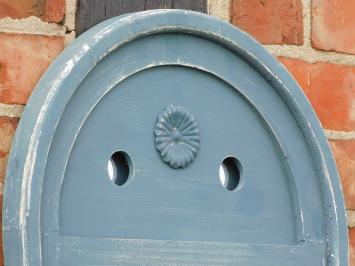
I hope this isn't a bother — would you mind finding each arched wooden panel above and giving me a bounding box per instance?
[3,10,348,265]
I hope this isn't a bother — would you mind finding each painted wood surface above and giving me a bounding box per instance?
[3,10,348,265]
[76,0,207,35]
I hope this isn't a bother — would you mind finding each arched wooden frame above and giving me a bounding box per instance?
[3,10,348,265]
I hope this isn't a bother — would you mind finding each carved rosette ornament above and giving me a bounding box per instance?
[154,105,200,169]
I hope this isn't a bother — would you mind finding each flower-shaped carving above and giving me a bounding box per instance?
[154,105,200,169]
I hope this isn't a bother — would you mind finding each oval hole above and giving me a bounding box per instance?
[219,157,242,191]
[107,151,132,186]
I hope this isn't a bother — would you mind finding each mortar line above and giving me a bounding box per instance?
[324,130,355,140]
[267,0,355,66]
[347,210,355,228]
[65,31,76,46]
[207,0,231,21]
[265,45,355,66]
[211,0,355,67]
[301,0,312,48]
[0,17,66,36]
[65,0,77,32]
[0,103,24,118]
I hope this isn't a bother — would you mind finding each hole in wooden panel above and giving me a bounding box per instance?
[108,151,132,186]
[219,156,242,191]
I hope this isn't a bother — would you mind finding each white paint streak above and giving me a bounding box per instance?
[19,57,77,265]
[0,17,66,36]
[93,15,135,42]
[0,103,24,117]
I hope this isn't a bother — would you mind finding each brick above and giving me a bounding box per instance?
[0,0,37,19]
[0,33,64,104]
[229,0,303,45]
[329,140,355,210]
[279,58,355,131]
[350,227,355,265]
[312,0,355,55]
[43,0,66,23]
[0,0,65,23]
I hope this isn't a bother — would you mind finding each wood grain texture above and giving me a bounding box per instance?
[57,236,325,265]
[76,0,207,35]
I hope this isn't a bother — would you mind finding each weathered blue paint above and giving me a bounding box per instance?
[3,10,348,265]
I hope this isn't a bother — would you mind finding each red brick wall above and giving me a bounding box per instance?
[0,0,65,23]
[0,0,354,265]
[230,0,355,264]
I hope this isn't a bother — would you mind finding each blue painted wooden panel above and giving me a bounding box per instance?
[3,10,348,265]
